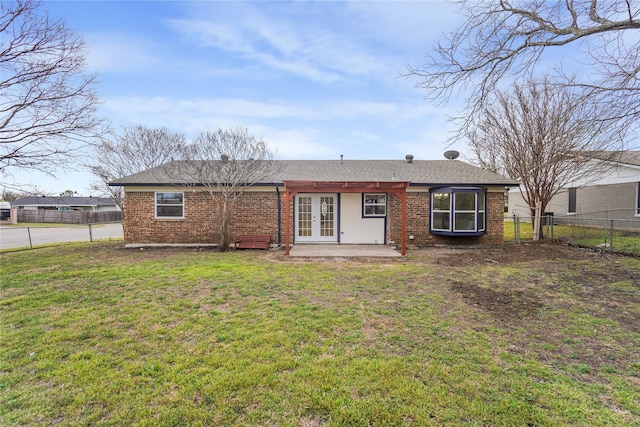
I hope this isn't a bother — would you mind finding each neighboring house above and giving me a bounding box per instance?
[109,157,518,254]
[11,196,120,212]
[508,151,640,225]
[0,201,11,220]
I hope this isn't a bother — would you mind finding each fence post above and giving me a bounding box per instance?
[27,227,33,249]
[609,219,614,251]
[88,223,93,243]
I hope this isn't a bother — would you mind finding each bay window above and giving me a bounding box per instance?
[430,188,486,235]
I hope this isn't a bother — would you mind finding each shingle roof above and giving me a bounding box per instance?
[11,196,117,207]
[586,151,640,167]
[109,159,518,187]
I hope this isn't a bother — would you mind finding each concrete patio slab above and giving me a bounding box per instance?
[288,244,402,257]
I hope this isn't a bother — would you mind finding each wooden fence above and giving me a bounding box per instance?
[17,210,122,224]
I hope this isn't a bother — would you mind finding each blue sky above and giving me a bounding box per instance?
[16,1,469,195]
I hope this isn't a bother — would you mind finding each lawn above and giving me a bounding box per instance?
[1,242,639,426]
[504,219,640,254]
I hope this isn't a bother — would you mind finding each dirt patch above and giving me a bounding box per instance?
[450,280,543,322]
[408,243,639,374]
[409,241,607,266]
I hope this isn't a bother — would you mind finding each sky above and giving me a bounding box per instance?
[10,0,469,195]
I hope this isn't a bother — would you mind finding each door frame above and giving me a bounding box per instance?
[294,193,338,243]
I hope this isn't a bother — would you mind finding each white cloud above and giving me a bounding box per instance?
[84,32,160,73]
[253,126,327,159]
[165,3,401,83]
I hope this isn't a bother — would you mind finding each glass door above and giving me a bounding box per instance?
[295,194,337,242]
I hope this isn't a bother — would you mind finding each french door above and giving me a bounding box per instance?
[295,194,337,242]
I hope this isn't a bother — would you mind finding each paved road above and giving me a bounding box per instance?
[0,223,124,249]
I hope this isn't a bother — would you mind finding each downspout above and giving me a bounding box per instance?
[276,185,281,247]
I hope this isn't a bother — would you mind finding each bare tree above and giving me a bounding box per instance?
[0,0,107,177]
[88,125,186,209]
[406,0,640,141]
[176,127,277,251]
[467,77,623,240]
[1,186,50,200]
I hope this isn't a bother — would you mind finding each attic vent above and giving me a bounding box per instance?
[405,154,414,163]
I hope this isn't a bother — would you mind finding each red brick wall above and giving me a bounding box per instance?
[123,190,280,245]
[124,188,505,246]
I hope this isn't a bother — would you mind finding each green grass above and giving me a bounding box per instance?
[1,242,639,425]
[504,220,640,254]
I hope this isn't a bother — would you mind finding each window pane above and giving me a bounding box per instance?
[298,197,312,236]
[478,212,485,231]
[455,213,476,231]
[156,192,183,205]
[157,205,183,217]
[477,192,485,210]
[432,193,450,210]
[365,194,386,204]
[432,212,450,230]
[455,192,475,210]
[365,205,386,215]
[363,193,386,216]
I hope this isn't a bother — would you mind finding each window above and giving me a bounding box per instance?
[363,193,386,217]
[636,183,640,216]
[568,188,577,214]
[431,192,450,231]
[155,192,184,218]
[430,188,486,235]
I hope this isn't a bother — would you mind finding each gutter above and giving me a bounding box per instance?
[275,186,281,247]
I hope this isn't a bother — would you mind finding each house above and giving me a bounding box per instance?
[11,196,120,212]
[109,157,519,254]
[508,151,640,226]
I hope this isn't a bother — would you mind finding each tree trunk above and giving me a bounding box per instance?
[530,203,544,241]
[218,199,229,251]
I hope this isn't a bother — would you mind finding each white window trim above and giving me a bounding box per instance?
[452,193,484,232]
[363,193,387,217]
[478,193,486,232]
[431,193,451,231]
[155,191,184,219]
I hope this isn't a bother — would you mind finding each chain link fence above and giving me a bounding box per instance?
[506,210,640,255]
[0,223,124,250]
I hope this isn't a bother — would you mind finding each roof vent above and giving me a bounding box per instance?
[221,154,229,162]
[405,154,414,163]
[444,150,459,160]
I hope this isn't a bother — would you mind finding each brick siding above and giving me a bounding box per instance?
[124,188,505,246]
[124,190,280,245]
